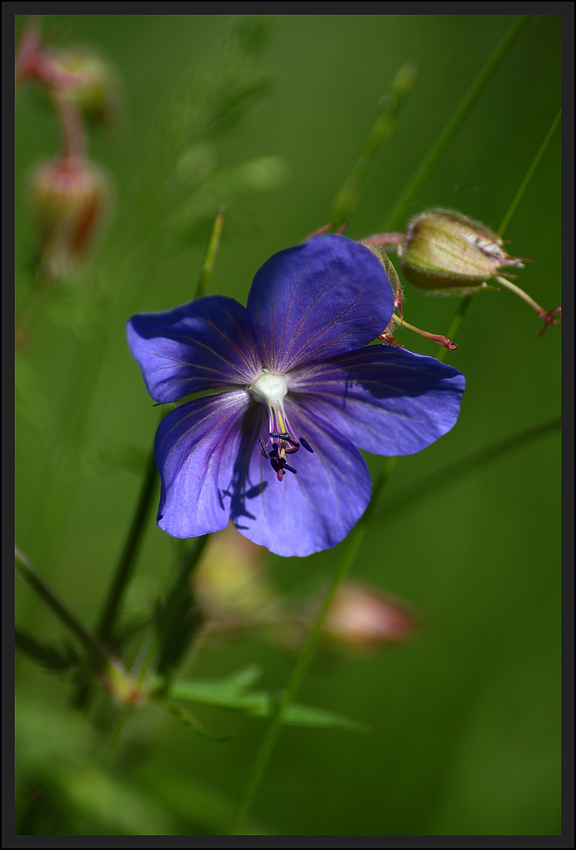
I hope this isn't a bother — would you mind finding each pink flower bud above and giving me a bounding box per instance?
[275,581,419,659]
[28,156,110,279]
[321,582,418,654]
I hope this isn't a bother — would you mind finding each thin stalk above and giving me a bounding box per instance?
[50,88,86,161]
[154,535,209,680]
[196,207,225,299]
[497,109,561,237]
[374,417,560,525]
[96,204,226,656]
[96,439,159,648]
[71,437,159,710]
[332,63,418,226]
[87,205,227,700]
[384,15,531,230]
[494,276,550,316]
[232,458,396,835]
[436,295,473,363]
[15,548,109,670]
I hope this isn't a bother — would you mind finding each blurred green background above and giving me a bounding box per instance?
[15,14,561,836]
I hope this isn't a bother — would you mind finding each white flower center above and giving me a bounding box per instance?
[249,369,287,407]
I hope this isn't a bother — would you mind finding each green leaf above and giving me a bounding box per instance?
[169,663,263,700]
[160,700,233,742]
[167,667,371,735]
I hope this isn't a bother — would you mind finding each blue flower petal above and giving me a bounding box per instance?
[155,391,251,538]
[287,345,465,456]
[223,401,372,557]
[127,296,261,403]
[247,235,394,374]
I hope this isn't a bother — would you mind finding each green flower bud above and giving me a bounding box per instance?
[398,208,526,295]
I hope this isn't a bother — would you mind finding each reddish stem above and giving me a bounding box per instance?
[380,314,456,350]
[362,233,406,248]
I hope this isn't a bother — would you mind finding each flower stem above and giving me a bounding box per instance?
[383,14,531,230]
[154,535,209,679]
[390,313,456,350]
[96,438,159,649]
[15,547,110,671]
[231,457,396,835]
[437,105,561,360]
[50,88,86,161]
[436,295,473,363]
[70,439,158,710]
[196,207,226,299]
[497,109,561,237]
[494,276,561,335]
[373,417,560,525]
[494,276,548,316]
[332,63,418,227]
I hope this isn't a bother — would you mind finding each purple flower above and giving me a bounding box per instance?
[127,235,465,557]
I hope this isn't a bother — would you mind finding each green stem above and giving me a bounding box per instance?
[155,535,209,679]
[96,440,159,648]
[497,108,561,237]
[436,295,473,363]
[232,458,396,835]
[384,15,531,230]
[495,275,550,317]
[15,547,109,670]
[438,105,561,362]
[374,417,560,525]
[95,204,226,661]
[332,63,418,226]
[196,207,225,299]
